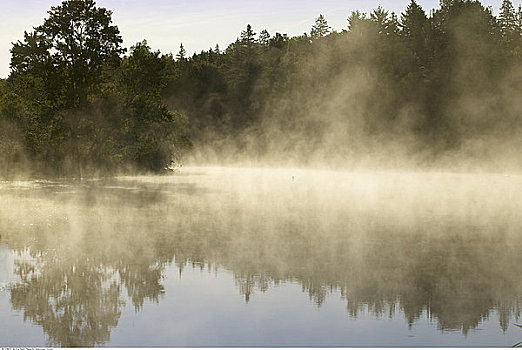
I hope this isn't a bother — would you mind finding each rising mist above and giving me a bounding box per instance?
[1,1,522,176]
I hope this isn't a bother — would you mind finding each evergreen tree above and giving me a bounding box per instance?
[498,0,521,47]
[240,24,257,46]
[347,10,368,32]
[371,6,391,35]
[499,0,517,35]
[269,33,289,48]
[176,43,187,61]
[389,12,400,35]
[259,29,271,46]
[517,5,522,29]
[401,0,428,62]
[311,14,331,39]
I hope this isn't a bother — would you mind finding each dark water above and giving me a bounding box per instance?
[0,167,521,347]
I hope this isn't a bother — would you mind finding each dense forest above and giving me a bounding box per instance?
[1,0,522,178]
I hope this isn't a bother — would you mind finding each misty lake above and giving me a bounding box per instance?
[0,166,521,347]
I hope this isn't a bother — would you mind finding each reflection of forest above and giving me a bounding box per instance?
[0,174,521,346]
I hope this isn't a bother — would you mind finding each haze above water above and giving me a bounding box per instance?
[0,166,521,347]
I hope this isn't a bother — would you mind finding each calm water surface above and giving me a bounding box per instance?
[0,167,521,347]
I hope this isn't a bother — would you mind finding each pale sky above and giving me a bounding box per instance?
[0,0,507,78]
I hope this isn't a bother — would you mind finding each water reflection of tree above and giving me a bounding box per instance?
[10,257,122,346]
[1,176,522,345]
[6,237,171,346]
[0,187,174,346]
[116,259,167,311]
[187,196,522,335]
[173,193,522,335]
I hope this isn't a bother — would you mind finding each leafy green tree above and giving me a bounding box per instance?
[10,0,125,178]
[11,0,124,108]
[0,79,6,95]
[122,41,166,98]
[0,92,30,178]
[121,42,191,171]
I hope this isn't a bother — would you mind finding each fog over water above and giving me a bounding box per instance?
[0,167,521,346]
[3,0,522,346]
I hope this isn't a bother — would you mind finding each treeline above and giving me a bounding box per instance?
[1,0,522,178]
[175,0,522,169]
